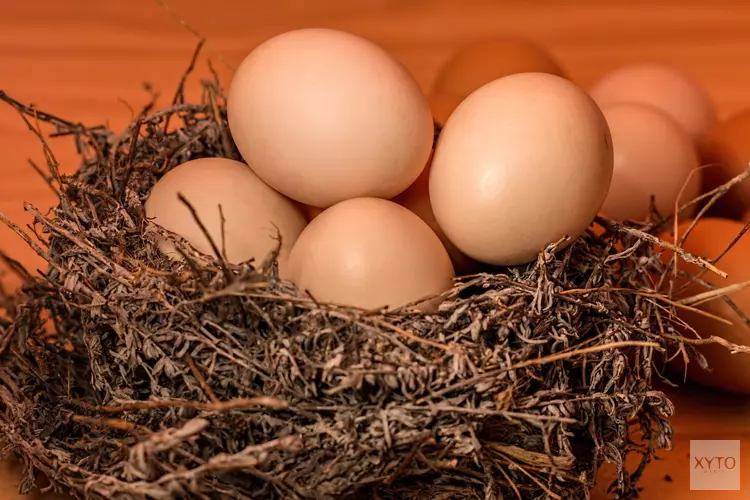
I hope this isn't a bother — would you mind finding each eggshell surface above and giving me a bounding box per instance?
[300,204,324,222]
[428,93,462,127]
[600,103,700,222]
[432,38,566,102]
[287,198,455,310]
[0,460,69,500]
[589,63,716,140]
[430,73,614,266]
[659,218,750,394]
[702,109,750,219]
[227,28,434,208]
[145,157,307,274]
[392,155,481,275]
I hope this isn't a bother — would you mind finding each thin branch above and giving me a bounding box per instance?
[597,217,727,278]
[72,396,288,413]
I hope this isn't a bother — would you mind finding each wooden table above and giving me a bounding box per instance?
[2,1,750,498]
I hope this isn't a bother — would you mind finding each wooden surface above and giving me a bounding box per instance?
[2,1,750,498]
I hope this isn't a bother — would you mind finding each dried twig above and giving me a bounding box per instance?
[678,280,750,307]
[596,216,727,277]
[153,0,236,71]
[73,396,288,413]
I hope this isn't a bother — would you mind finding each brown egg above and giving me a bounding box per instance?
[590,63,716,141]
[300,204,324,222]
[600,103,700,222]
[430,73,613,266]
[0,459,69,499]
[227,29,433,208]
[428,93,463,127]
[145,158,307,275]
[432,38,566,104]
[287,198,455,310]
[392,155,481,275]
[702,109,750,219]
[659,217,750,394]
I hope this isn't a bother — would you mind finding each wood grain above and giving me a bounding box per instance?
[1,1,750,498]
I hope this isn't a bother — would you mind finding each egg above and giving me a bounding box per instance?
[227,28,434,208]
[145,157,307,275]
[392,154,481,275]
[600,103,700,222]
[659,218,750,394]
[589,63,716,141]
[287,197,455,310]
[429,73,614,266]
[300,204,324,222]
[432,38,566,104]
[0,459,69,500]
[428,93,462,127]
[701,109,750,219]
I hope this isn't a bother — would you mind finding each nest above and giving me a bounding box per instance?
[0,54,741,500]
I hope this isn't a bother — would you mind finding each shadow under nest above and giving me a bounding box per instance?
[0,59,735,500]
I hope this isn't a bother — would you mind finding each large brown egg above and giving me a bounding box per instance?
[659,218,750,394]
[433,38,566,100]
[145,157,307,275]
[430,73,613,266]
[392,155,481,275]
[300,204,324,222]
[227,29,433,208]
[590,63,716,141]
[428,93,463,128]
[600,103,700,222]
[0,459,69,499]
[702,109,750,219]
[287,198,455,310]
[430,38,566,123]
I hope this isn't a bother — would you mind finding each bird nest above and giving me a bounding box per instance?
[0,58,742,500]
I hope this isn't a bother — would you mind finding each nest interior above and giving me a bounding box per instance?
[0,53,733,500]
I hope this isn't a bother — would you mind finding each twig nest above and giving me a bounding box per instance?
[0,71,732,500]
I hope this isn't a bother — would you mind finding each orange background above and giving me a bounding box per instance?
[2,1,750,499]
